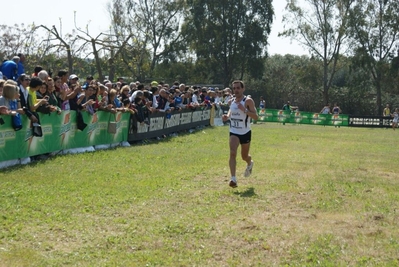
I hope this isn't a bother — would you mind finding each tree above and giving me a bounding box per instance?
[0,23,41,72]
[113,0,185,77]
[182,0,274,86]
[280,0,355,105]
[38,24,79,74]
[348,0,399,115]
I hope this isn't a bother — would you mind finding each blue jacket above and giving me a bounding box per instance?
[17,62,25,79]
[0,60,18,80]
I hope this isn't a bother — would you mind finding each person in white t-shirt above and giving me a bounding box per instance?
[222,80,258,188]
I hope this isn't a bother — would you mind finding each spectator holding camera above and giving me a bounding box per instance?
[28,77,48,113]
[79,85,96,115]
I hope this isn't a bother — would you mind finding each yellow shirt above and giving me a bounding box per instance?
[28,87,38,111]
[383,108,390,116]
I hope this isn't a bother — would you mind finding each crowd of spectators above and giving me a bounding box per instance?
[0,59,233,131]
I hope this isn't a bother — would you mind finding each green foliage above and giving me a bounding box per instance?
[182,0,274,85]
[348,0,399,114]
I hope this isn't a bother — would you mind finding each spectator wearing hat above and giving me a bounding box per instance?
[150,81,158,87]
[0,56,20,81]
[105,81,112,90]
[68,74,79,87]
[58,69,78,111]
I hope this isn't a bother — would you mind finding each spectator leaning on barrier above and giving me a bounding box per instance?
[131,90,149,124]
[46,78,62,114]
[96,84,109,111]
[58,70,72,110]
[282,101,292,112]
[0,105,9,115]
[80,85,96,115]
[182,90,192,106]
[28,77,48,114]
[259,96,265,109]
[36,82,58,114]
[68,83,84,111]
[129,84,144,103]
[0,80,23,130]
[383,104,390,117]
[192,89,200,105]
[0,80,23,116]
[107,88,125,113]
[143,90,155,113]
[320,103,331,114]
[332,103,341,114]
[17,74,37,123]
[119,85,130,103]
[156,89,169,112]
[150,86,159,109]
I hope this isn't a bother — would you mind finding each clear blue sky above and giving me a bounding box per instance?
[2,0,307,56]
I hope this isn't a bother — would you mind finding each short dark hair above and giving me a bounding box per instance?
[34,66,43,73]
[232,80,244,89]
[58,69,68,77]
[29,77,43,88]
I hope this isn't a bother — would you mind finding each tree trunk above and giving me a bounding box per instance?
[91,39,103,82]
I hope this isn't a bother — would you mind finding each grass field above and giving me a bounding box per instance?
[1,123,399,266]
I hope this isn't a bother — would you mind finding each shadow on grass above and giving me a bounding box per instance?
[234,187,256,198]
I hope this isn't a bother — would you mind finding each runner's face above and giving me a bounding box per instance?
[233,84,243,97]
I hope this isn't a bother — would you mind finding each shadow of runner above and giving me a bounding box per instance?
[233,187,256,198]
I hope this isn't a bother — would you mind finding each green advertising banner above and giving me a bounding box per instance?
[257,108,349,126]
[0,111,130,162]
